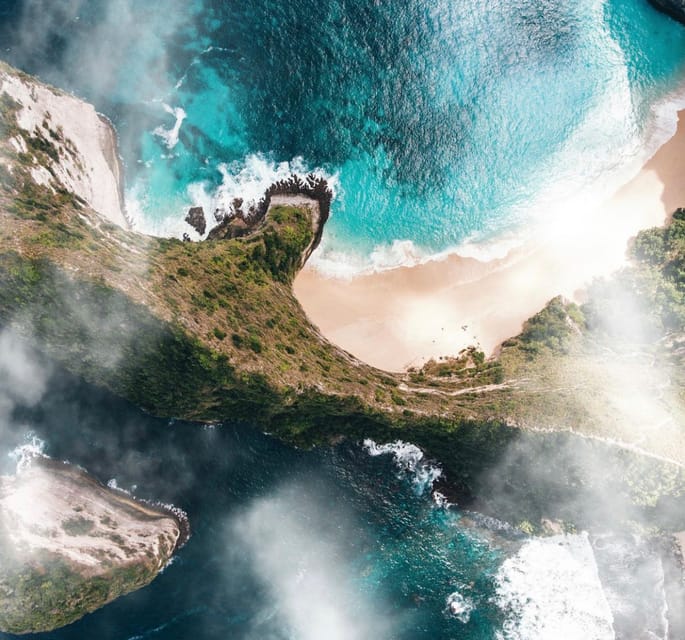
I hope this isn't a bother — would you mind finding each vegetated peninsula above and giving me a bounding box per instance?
[0,455,187,635]
[1,60,685,628]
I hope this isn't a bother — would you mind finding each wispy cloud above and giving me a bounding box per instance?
[229,483,397,640]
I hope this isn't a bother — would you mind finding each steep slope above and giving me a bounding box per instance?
[0,457,186,634]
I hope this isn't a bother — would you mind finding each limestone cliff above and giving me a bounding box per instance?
[0,457,186,634]
[0,61,127,229]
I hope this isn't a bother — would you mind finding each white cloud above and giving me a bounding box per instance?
[230,484,396,640]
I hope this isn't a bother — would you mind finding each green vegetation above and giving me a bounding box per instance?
[62,516,95,536]
[418,346,504,387]
[586,208,685,338]
[249,204,314,282]
[0,553,157,634]
[0,59,683,540]
[507,296,585,356]
[496,213,685,466]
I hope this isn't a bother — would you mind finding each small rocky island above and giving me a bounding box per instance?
[0,456,187,635]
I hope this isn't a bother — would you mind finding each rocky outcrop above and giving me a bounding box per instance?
[0,457,187,634]
[207,173,332,263]
[206,200,254,240]
[185,206,207,235]
[0,61,128,229]
[0,59,684,569]
[648,0,685,25]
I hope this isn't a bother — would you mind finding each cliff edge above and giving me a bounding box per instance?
[0,60,683,537]
[0,61,128,229]
[0,456,186,634]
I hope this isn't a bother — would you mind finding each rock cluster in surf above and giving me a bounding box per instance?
[207,172,332,252]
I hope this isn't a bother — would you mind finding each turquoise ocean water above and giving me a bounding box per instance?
[0,1,684,638]
[1,370,673,640]
[3,0,685,273]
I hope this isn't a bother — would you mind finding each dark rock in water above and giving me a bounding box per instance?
[648,0,685,25]
[214,208,226,223]
[230,197,245,218]
[208,215,253,240]
[185,206,207,235]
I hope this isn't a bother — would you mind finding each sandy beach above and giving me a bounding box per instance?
[294,111,685,372]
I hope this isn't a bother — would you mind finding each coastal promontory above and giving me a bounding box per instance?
[0,60,684,538]
[0,456,186,635]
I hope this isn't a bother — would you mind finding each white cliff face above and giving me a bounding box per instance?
[0,461,181,571]
[0,63,128,229]
[0,458,186,634]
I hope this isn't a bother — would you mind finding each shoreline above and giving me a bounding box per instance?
[294,110,685,372]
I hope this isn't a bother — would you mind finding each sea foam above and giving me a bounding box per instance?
[363,439,442,495]
[495,533,615,640]
[127,153,336,240]
[119,0,685,282]
[153,103,187,151]
[444,590,475,624]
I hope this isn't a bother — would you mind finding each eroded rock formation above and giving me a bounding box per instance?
[185,206,207,235]
[0,457,187,634]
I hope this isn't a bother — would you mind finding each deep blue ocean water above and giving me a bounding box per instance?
[1,374,513,640]
[0,366,675,639]
[0,1,684,638]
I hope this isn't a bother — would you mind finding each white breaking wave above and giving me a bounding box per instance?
[153,103,187,150]
[126,153,337,240]
[495,533,615,640]
[309,238,431,280]
[308,228,527,280]
[306,5,685,280]
[432,491,450,508]
[190,154,338,232]
[107,477,132,494]
[189,154,308,225]
[363,439,442,495]
[444,590,475,624]
[9,434,47,472]
[591,534,670,640]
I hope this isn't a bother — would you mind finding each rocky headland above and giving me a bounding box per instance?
[0,59,684,629]
[0,456,187,634]
[0,59,683,516]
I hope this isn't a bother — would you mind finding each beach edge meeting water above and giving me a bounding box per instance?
[1,56,685,633]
